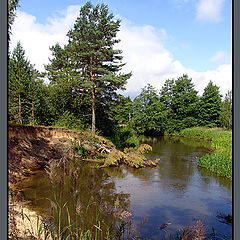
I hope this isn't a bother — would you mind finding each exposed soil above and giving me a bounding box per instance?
[8,125,115,186]
[8,125,83,186]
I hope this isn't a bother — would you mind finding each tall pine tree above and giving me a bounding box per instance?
[46,2,131,133]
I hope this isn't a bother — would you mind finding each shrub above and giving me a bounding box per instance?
[110,127,139,149]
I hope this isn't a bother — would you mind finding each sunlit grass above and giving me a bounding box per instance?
[180,127,232,179]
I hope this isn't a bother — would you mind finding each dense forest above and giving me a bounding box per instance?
[8,1,232,145]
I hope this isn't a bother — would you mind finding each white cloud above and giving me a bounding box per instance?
[210,51,230,63]
[10,6,81,71]
[10,7,231,99]
[195,0,225,23]
[118,19,231,97]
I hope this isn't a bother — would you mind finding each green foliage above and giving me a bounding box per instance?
[110,95,133,125]
[8,0,20,39]
[199,81,223,127]
[180,127,232,178]
[8,42,34,124]
[8,42,53,127]
[54,111,84,130]
[7,1,230,148]
[110,126,139,149]
[219,90,232,129]
[133,84,167,134]
[46,2,131,133]
[160,74,199,133]
[198,149,232,178]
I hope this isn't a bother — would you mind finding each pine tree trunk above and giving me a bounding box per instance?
[92,87,96,133]
[32,92,35,125]
[18,71,22,124]
[18,93,22,124]
[90,56,96,134]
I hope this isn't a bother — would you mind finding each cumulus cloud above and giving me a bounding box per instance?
[10,6,231,99]
[117,19,231,97]
[195,0,225,23]
[10,6,81,71]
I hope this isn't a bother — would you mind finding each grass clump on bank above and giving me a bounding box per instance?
[180,127,232,178]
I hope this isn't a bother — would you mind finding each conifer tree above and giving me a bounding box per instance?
[133,84,167,134]
[8,42,34,124]
[171,74,199,121]
[199,80,222,127]
[219,90,232,129]
[160,74,199,132]
[46,2,131,133]
[160,78,174,111]
[8,0,19,40]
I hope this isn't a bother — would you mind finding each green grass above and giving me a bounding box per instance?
[180,127,232,179]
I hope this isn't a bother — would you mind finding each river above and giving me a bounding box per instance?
[15,136,232,239]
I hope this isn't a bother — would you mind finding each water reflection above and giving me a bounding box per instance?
[16,136,232,239]
[16,162,131,232]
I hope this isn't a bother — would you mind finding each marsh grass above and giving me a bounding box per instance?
[180,127,232,178]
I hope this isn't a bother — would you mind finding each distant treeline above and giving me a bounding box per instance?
[8,2,232,139]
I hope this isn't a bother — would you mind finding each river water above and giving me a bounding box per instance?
[16,136,232,239]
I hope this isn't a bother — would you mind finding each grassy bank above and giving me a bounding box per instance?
[180,127,232,179]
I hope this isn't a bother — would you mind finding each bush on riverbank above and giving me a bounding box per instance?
[109,126,140,149]
[180,127,232,178]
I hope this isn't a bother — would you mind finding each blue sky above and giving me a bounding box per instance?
[11,0,232,97]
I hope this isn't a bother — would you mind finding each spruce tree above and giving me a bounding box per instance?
[199,80,222,127]
[171,74,199,121]
[133,84,167,134]
[160,74,199,132]
[160,78,174,111]
[9,42,33,124]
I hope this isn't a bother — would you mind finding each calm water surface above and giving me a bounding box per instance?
[16,136,232,239]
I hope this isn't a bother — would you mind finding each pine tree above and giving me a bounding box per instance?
[8,0,19,40]
[46,2,131,133]
[199,80,222,127]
